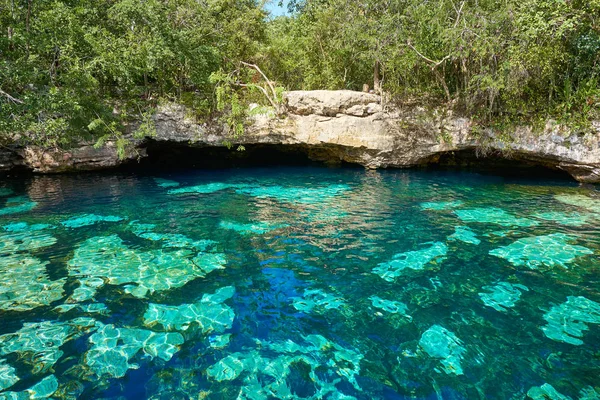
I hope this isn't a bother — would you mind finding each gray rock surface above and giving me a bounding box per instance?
[152,90,600,182]
[2,90,599,182]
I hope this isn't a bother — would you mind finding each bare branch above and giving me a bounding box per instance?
[405,41,451,68]
[453,1,466,28]
[238,83,279,110]
[240,61,278,102]
[0,88,24,104]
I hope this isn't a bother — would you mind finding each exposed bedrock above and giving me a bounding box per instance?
[3,90,599,182]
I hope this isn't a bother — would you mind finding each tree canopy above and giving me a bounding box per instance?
[1,0,599,148]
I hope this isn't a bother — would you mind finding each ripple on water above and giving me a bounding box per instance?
[0,169,598,399]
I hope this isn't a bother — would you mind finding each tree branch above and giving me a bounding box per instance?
[405,41,450,68]
[0,88,24,104]
[238,83,279,110]
[240,61,278,102]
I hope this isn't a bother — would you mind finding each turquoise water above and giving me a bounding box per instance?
[0,167,599,399]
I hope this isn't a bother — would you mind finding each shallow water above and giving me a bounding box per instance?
[0,167,599,399]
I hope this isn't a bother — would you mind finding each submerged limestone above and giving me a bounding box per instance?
[448,226,481,245]
[479,282,528,312]
[236,184,351,204]
[85,323,184,378]
[169,182,351,204]
[0,254,65,311]
[373,242,447,282]
[555,194,600,213]
[168,182,241,195]
[369,296,410,318]
[0,360,18,391]
[153,178,180,188]
[455,207,538,227]
[0,222,63,312]
[0,319,96,373]
[219,220,287,235]
[533,211,593,227]
[541,296,600,345]
[61,214,125,228]
[2,222,52,232]
[144,286,235,333]
[489,233,593,269]
[420,200,463,211]
[206,334,363,398]
[0,375,59,399]
[419,325,466,375]
[0,231,56,255]
[291,289,346,314]
[0,196,37,216]
[67,234,225,299]
[0,188,14,197]
[527,383,571,400]
[130,222,216,251]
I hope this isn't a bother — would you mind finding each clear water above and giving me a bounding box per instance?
[0,167,599,399]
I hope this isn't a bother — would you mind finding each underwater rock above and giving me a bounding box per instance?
[579,387,600,400]
[209,334,231,349]
[0,375,59,399]
[373,242,447,282]
[489,233,593,269]
[2,222,52,232]
[0,231,56,256]
[541,296,600,345]
[85,323,184,378]
[206,334,363,398]
[532,211,593,226]
[0,319,96,372]
[61,214,125,228]
[527,383,571,400]
[68,277,105,303]
[153,178,180,188]
[448,226,481,245]
[168,183,241,195]
[0,188,14,197]
[219,220,287,235]
[144,286,235,333]
[419,325,466,375]
[68,235,225,299]
[479,282,528,312]
[235,184,351,204]
[420,200,464,211]
[129,222,216,251]
[54,302,109,315]
[291,289,346,314]
[0,254,65,311]
[555,194,600,213]
[0,196,37,216]
[369,296,411,319]
[455,207,538,227]
[0,360,18,391]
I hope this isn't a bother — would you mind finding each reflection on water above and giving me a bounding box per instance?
[0,167,599,399]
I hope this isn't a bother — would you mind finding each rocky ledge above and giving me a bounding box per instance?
[2,90,599,183]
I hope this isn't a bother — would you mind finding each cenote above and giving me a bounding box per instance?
[0,166,599,399]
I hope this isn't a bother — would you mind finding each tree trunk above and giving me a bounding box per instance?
[373,60,381,94]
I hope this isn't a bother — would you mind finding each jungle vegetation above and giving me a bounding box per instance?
[1,0,599,148]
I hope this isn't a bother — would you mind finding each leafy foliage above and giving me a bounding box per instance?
[0,0,266,148]
[1,0,598,148]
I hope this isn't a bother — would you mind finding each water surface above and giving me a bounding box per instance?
[0,167,599,399]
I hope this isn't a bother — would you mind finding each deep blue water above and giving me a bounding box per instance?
[0,167,599,399]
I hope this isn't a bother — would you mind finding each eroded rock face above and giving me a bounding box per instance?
[17,140,144,173]
[2,90,599,182]
[152,91,600,182]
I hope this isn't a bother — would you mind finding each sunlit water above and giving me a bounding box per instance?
[0,167,599,399]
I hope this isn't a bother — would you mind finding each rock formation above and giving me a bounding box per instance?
[2,90,599,183]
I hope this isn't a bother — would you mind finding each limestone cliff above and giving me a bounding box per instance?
[2,90,599,183]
